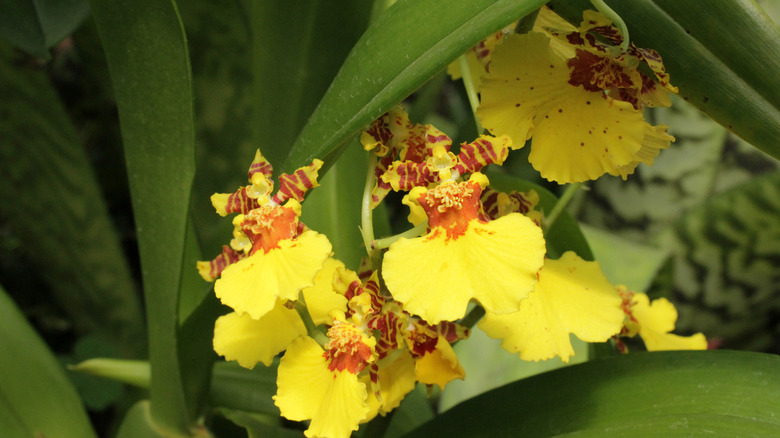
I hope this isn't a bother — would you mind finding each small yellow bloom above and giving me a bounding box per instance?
[477,11,675,184]
[619,287,707,351]
[274,336,371,438]
[479,252,624,362]
[382,173,545,324]
[214,224,331,320]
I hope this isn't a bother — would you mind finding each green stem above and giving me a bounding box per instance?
[543,183,582,234]
[589,0,630,50]
[372,221,428,250]
[458,55,483,134]
[294,301,328,346]
[361,153,381,269]
[459,305,486,330]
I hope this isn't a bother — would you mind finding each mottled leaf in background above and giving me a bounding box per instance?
[0,47,144,356]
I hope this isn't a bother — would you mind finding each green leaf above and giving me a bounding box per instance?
[251,0,373,169]
[548,0,780,160]
[439,328,588,413]
[0,0,89,58]
[581,224,669,291]
[184,0,371,258]
[300,139,368,269]
[404,350,780,437]
[0,284,97,438]
[209,361,279,416]
[485,170,593,260]
[283,0,549,172]
[0,47,145,355]
[115,400,211,438]
[70,359,280,417]
[217,409,301,438]
[88,0,197,432]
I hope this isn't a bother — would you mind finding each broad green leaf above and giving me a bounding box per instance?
[439,328,588,413]
[72,359,280,417]
[301,138,368,270]
[548,0,780,160]
[184,0,371,259]
[381,386,435,438]
[485,171,593,260]
[404,350,780,437]
[216,409,300,438]
[283,0,549,173]
[0,0,89,58]
[209,361,279,416]
[115,400,210,438]
[89,0,197,432]
[177,290,226,418]
[581,224,669,292]
[0,47,144,356]
[252,1,373,169]
[0,284,97,438]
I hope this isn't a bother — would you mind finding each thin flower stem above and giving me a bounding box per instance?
[543,183,582,234]
[458,55,483,134]
[371,221,428,250]
[294,301,328,346]
[459,305,486,330]
[361,153,381,268]
[589,0,630,51]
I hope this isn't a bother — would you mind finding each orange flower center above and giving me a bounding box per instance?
[420,181,483,239]
[241,205,298,254]
[324,321,374,374]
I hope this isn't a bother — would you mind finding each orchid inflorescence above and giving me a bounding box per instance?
[197,8,706,438]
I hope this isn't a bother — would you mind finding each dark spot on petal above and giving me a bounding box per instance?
[618,136,623,139]
[558,108,563,113]
[515,103,520,107]
[580,142,585,146]
[586,101,591,105]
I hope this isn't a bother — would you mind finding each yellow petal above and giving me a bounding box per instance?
[214,230,332,319]
[274,337,369,438]
[213,304,305,369]
[632,293,708,351]
[301,258,349,326]
[415,336,465,390]
[610,124,675,179]
[478,32,656,183]
[376,352,417,413]
[480,252,624,362]
[383,214,545,324]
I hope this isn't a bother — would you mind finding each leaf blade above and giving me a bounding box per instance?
[0,285,98,438]
[283,0,548,172]
[88,0,197,431]
[404,350,780,437]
